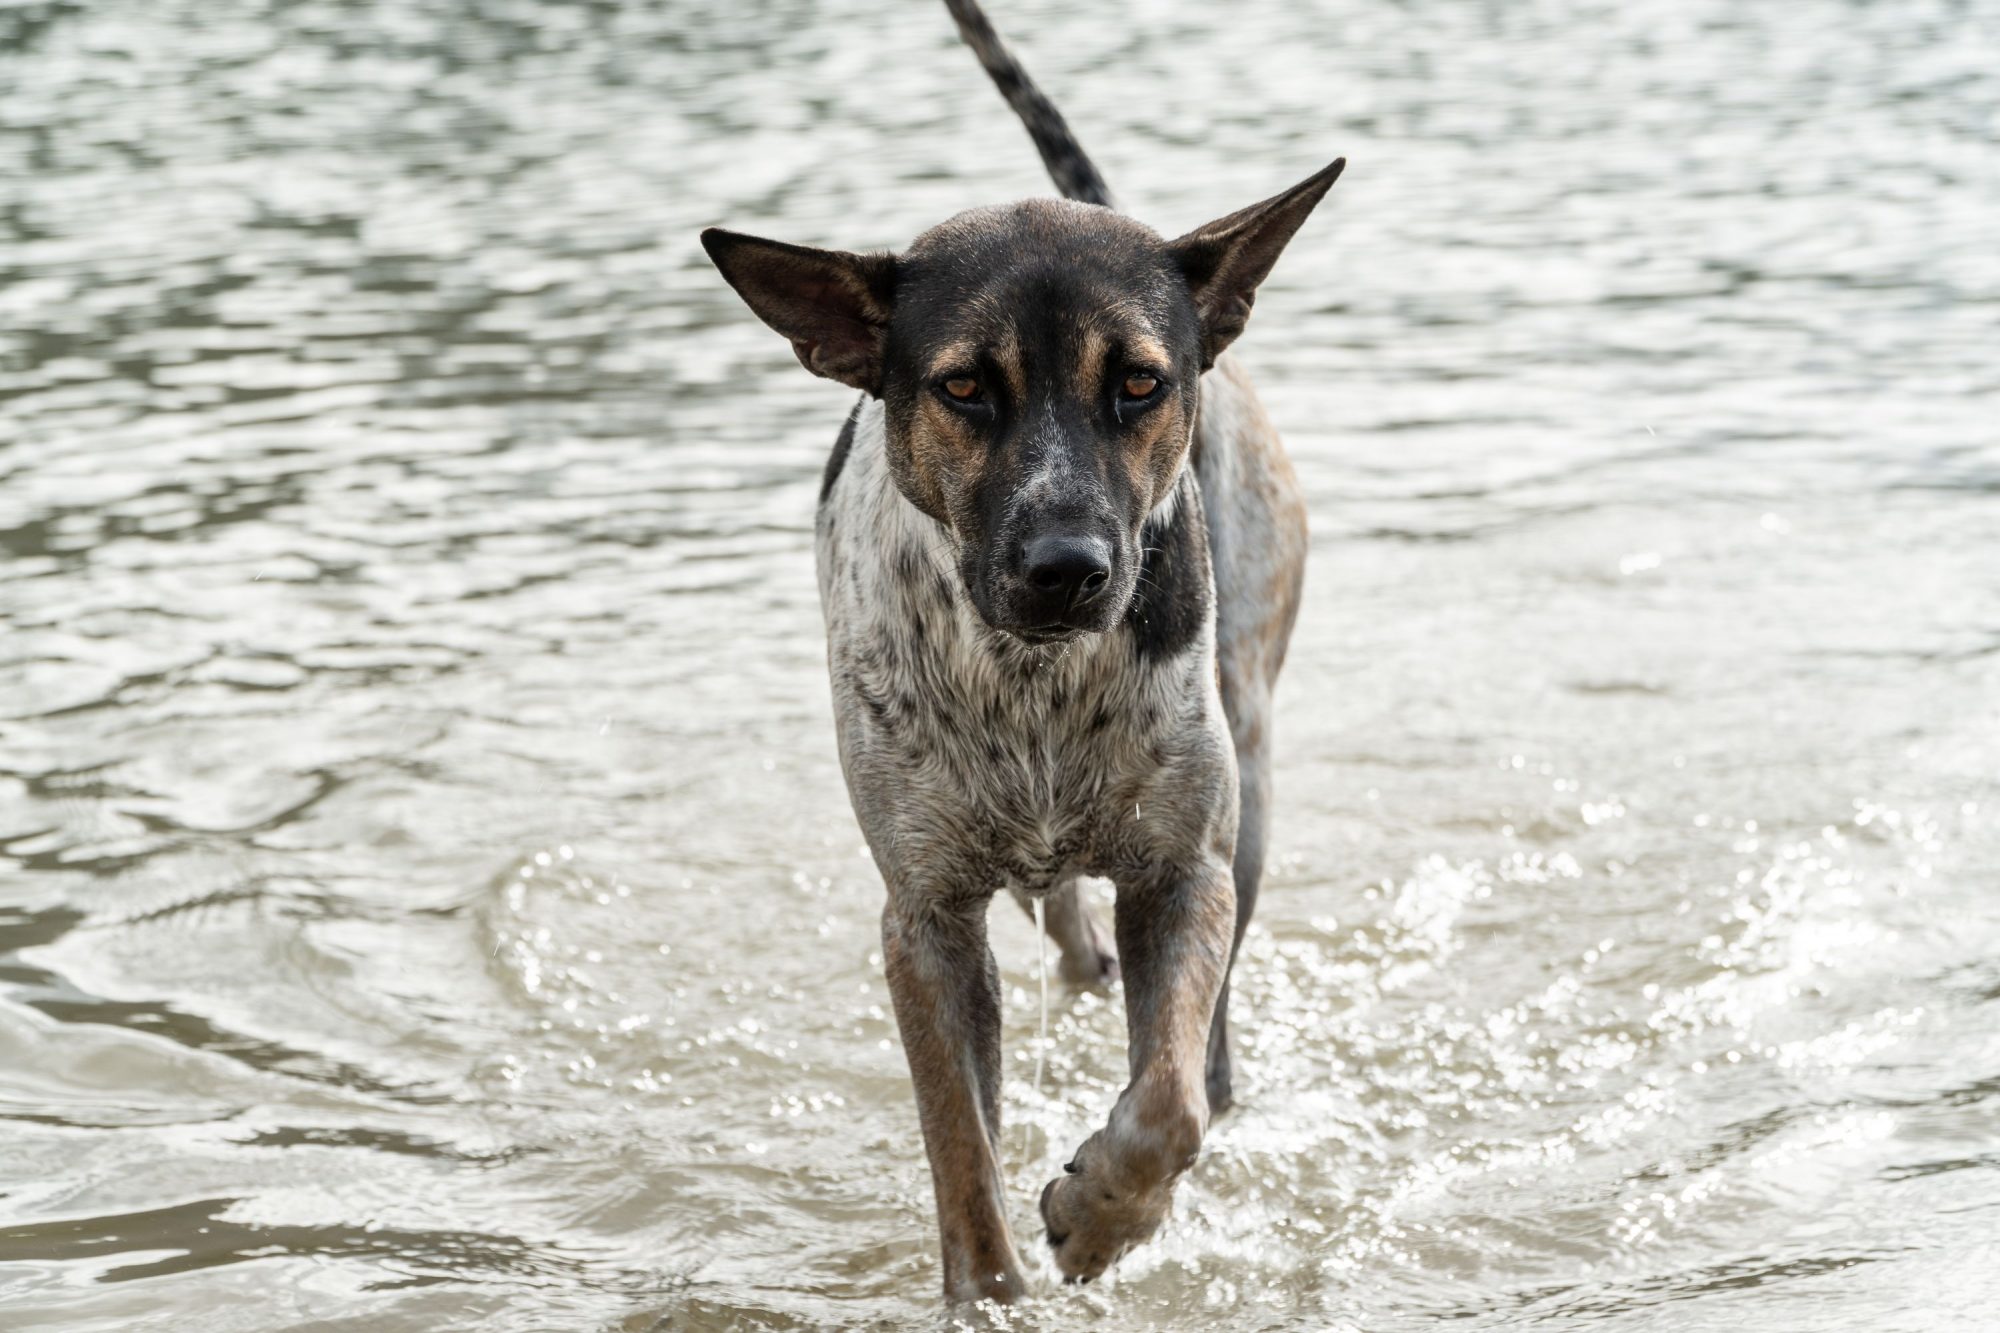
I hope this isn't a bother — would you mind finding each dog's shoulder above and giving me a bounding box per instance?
[1192,355,1308,696]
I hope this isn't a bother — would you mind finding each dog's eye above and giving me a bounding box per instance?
[1121,374,1160,399]
[942,377,981,402]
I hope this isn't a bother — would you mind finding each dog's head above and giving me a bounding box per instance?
[702,161,1342,644]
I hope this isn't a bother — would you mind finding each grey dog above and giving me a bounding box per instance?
[700,0,1342,1303]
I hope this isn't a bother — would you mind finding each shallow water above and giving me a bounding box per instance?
[4,0,1999,1328]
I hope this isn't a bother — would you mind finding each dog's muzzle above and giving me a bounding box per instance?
[999,531,1117,641]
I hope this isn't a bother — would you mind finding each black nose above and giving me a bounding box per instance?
[1022,533,1112,609]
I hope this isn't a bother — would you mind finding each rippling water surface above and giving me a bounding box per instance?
[4,1,1999,1328]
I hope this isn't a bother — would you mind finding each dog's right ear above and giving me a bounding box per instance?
[700,229,897,395]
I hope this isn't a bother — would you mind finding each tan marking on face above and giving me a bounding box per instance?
[991,326,1024,404]
[898,394,992,532]
[1124,333,1171,371]
[1073,325,1110,404]
[1116,395,1192,512]
[924,340,982,383]
[1091,325,1185,510]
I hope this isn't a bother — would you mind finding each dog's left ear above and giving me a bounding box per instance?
[1168,157,1345,370]
[701,229,897,395]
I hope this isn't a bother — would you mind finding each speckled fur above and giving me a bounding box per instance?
[702,0,1341,1303]
[818,399,1237,905]
[817,352,1303,1296]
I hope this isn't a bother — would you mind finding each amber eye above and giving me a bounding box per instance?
[943,377,980,401]
[1122,374,1160,398]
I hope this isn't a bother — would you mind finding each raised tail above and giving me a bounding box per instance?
[942,0,1113,208]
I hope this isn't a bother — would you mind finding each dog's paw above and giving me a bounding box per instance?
[1037,1147,1172,1283]
[1058,940,1119,988]
[1051,906,1119,988]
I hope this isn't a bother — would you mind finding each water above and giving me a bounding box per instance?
[3,0,1998,1327]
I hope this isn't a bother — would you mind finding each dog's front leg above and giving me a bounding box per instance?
[1039,855,1235,1282]
[880,891,1027,1304]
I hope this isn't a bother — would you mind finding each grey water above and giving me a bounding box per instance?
[3,0,1998,1328]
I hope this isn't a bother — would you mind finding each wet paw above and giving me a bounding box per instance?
[1059,942,1119,988]
[1205,1054,1233,1116]
[1037,1150,1171,1283]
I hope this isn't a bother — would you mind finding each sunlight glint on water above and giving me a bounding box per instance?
[1,0,1998,1328]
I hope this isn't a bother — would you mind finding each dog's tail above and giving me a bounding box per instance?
[942,0,1114,208]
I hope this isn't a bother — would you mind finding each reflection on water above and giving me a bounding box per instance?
[3,0,1998,1327]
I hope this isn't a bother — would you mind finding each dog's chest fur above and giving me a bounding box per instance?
[815,399,1233,895]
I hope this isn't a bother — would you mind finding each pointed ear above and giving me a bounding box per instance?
[700,229,897,394]
[1168,157,1345,369]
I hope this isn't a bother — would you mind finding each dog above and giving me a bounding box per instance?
[700,0,1341,1303]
